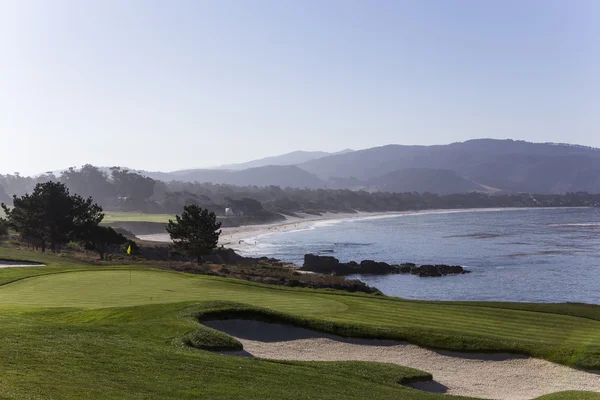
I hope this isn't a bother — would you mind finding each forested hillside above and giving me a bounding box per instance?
[2,165,600,226]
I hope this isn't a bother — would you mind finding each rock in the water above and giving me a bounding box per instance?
[303,254,340,273]
[435,264,467,275]
[301,254,469,277]
[359,260,395,274]
[398,263,416,273]
[417,265,443,277]
[411,264,469,277]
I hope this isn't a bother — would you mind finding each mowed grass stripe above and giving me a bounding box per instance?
[334,314,600,351]
[334,301,600,344]
[356,301,600,334]
[336,310,600,343]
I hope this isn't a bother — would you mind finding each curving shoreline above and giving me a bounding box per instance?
[222,206,589,252]
[138,206,590,249]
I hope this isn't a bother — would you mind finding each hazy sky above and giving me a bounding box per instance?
[1,0,599,175]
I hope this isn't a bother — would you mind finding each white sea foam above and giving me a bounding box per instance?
[549,223,600,227]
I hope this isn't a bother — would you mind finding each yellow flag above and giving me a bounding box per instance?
[127,244,132,256]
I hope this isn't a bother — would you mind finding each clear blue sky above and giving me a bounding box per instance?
[1,0,598,175]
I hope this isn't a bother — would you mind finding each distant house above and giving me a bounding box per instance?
[225,208,244,217]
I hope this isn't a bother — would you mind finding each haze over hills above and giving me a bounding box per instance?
[369,168,488,195]
[212,149,354,170]
[299,139,600,179]
[29,139,600,195]
[144,165,327,189]
[298,139,600,193]
[0,183,10,204]
[133,139,600,194]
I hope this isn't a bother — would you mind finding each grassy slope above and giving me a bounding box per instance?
[0,248,598,400]
[536,394,600,400]
[102,212,232,224]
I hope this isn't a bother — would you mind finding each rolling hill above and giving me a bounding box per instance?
[369,168,488,195]
[299,139,600,194]
[42,139,600,194]
[145,165,327,189]
[213,149,353,170]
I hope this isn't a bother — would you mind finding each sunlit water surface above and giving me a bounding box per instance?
[238,208,600,303]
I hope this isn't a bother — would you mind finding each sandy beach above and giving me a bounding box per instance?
[0,260,45,268]
[138,210,407,245]
[137,207,538,248]
[218,211,407,249]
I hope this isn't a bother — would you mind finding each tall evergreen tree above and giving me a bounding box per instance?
[166,205,221,263]
[80,225,127,260]
[0,218,9,242]
[2,181,104,253]
[0,183,9,205]
[2,190,47,251]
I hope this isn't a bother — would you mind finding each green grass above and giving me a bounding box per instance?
[102,211,228,224]
[102,211,176,223]
[102,211,231,224]
[536,394,600,400]
[0,247,599,400]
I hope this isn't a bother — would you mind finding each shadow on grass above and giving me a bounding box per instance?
[408,380,449,394]
[216,350,255,358]
[203,319,400,347]
[431,349,529,362]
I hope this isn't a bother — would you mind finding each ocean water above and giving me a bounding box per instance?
[237,207,600,303]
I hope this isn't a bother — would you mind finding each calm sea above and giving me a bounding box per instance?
[237,207,600,304]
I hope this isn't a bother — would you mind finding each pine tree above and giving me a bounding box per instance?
[166,205,221,263]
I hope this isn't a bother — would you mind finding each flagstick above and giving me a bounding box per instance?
[127,244,132,285]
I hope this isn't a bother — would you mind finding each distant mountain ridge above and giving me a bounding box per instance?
[298,139,600,180]
[36,139,600,194]
[211,149,354,171]
[298,139,600,194]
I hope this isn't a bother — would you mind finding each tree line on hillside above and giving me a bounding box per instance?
[1,180,223,262]
[2,165,600,225]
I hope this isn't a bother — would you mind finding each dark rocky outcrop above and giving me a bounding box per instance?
[140,246,284,266]
[360,260,399,274]
[302,254,408,275]
[412,265,441,277]
[301,254,469,277]
[164,258,381,295]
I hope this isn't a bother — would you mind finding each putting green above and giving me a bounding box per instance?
[0,270,348,314]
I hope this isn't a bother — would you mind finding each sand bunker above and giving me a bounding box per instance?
[204,319,600,400]
[0,260,45,268]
